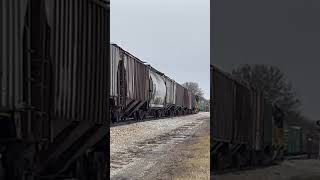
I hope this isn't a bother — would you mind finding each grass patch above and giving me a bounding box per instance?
[173,134,210,180]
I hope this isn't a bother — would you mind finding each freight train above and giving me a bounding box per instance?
[211,65,285,171]
[1,0,109,180]
[284,126,319,156]
[110,44,199,123]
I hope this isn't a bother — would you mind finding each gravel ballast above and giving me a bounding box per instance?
[110,112,210,179]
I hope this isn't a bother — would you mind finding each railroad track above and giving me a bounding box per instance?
[110,113,197,127]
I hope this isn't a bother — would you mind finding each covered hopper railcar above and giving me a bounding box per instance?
[110,44,199,123]
[110,44,150,122]
[163,75,177,116]
[211,65,285,171]
[0,0,110,179]
[148,65,167,117]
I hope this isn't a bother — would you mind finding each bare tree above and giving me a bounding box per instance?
[232,64,301,115]
[182,82,204,99]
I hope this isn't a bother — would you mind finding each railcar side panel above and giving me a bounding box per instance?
[263,101,273,147]
[0,0,110,178]
[164,77,175,105]
[183,88,188,109]
[233,81,252,145]
[123,53,149,102]
[0,0,29,140]
[212,67,234,142]
[149,69,166,108]
[0,0,28,111]
[188,91,192,110]
[175,83,185,108]
[252,91,266,151]
[48,0,109,139]
[110,44,120,98]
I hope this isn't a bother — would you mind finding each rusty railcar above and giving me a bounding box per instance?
[110,44,120,108]
[263,99,274,153]
[233,80,252,146]
[211,65,283,170]
[110,44,150,121]
[212,66,234,146]
[250,90,271,152]
[0,0,28,113]
[183,88,189,111]
[175,83,185,113]
[121,45,149,119]
[0,0,110,179]
[123,52,149,108]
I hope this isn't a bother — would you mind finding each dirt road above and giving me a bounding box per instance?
[212,159,320,180]
[110,112,210,180]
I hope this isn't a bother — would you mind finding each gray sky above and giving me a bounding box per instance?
[111,0,210,99]
[212,0,320,120]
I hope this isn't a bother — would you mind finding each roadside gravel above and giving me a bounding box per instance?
[110,112,209,153]
[213,159,320,180]
[110,112,210,179]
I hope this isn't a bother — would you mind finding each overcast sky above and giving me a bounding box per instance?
[111,0,210,99]
[213,0,320,120]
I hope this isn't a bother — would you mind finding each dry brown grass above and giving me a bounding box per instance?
[173,134,210,180]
